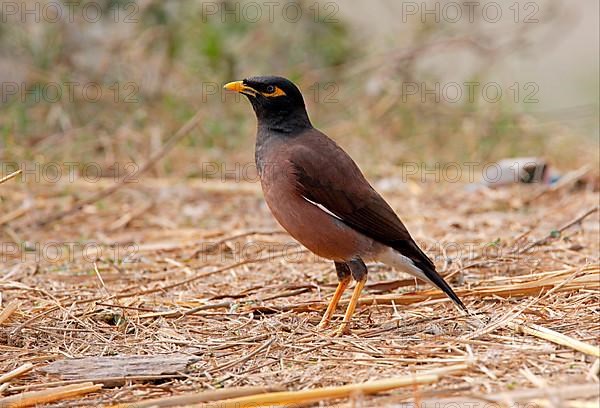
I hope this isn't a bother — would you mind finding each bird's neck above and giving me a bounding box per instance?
[255,108,312,135]
[254,117,311,177]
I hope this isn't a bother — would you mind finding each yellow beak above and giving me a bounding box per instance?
[223,81,256,95]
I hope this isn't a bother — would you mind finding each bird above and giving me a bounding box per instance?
[224,76,467,335]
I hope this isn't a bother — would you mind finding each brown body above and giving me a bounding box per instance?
[259,133,377,262]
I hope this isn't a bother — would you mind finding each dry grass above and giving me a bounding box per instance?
[0,170,599,407]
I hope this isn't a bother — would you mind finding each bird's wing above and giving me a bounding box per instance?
[287,131,430,266]
[287,130,467,310]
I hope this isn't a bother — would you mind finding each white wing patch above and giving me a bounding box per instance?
[301,195,343,220]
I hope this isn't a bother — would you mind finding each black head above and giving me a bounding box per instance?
[224,76,312,133]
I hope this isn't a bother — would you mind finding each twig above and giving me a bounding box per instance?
[0,300,20,325]
[0,204,31,227]
[109,386,284,408]
[208,364,467,408]
[0,363,34,384]
[108,201,154,231]
[510,321,600,357]
[138,300,234,319]
[6,375,180,391]
[0,169,22,185]
[208,338,275,374]
[188,229,288,259]
[517,206,599,254]
[0,382,102,407]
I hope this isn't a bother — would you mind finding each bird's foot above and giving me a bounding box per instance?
[332,323,351,337]
[317,318,330,330]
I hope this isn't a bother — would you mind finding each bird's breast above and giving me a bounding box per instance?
[258,160,373,262]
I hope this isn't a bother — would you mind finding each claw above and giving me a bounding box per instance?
[317,318,330,330]
[332,324,351,337]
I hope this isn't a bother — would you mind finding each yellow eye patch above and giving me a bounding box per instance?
[261,86,286,97]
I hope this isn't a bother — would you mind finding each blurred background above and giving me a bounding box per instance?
[0,0,598,181]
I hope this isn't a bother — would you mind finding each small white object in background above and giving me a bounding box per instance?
[467,157,558,191]
[484,157,550,187]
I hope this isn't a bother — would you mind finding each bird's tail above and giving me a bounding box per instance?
[412,259,468,312]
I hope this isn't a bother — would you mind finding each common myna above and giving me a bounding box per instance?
[224,76,467,335]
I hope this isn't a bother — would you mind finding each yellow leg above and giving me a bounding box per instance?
[318,276,351,329]
[334,277,367,336]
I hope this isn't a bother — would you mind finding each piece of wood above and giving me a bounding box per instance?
[6,376,186,392]
[0,363,34,384]
[0,300,20,325]
[511,321,600,357]
[41,353,198,383]
[209,374,439,407]
[0,382,102,407]
[109,385,284,408]
[202,364,468,408]
[0,169,22,185]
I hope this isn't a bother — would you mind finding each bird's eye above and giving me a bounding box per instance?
[266,85,275,93]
